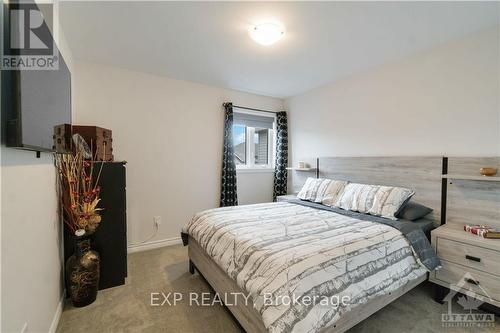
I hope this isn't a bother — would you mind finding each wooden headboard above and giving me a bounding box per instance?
[290,156,444,225]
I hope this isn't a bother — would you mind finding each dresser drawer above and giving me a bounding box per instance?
[436,237,500,276]
[435,260,500,302]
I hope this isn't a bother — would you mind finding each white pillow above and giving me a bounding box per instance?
[334,183,380,213]
[297,178,327,202]
[368,186,414,220]
[321,180,349,206]
[297,178,348,203]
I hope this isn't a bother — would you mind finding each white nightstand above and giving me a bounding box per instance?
[429,225,500,308]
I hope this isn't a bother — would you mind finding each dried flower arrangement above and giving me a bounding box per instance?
[56,150,104,236]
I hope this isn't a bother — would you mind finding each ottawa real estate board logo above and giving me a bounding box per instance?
[441,272,495,328]
[2,1,59,70]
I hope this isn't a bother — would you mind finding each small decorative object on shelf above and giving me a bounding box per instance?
[56,149,104,307]
[464,224,500,239]
[479,167,498,176]
[298,161,306,169]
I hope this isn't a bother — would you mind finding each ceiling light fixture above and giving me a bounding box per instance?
[249,22,285,46]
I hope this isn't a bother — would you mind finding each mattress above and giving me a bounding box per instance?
[182,202,438,333]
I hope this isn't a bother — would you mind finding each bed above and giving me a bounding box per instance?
[182,156,444,333]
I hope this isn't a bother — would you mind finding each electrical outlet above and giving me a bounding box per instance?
[153,216,161,227]
[21,322,28,333]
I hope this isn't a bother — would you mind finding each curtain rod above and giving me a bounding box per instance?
[231,104,278,114]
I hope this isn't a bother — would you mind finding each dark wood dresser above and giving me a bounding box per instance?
[64,161,127,290]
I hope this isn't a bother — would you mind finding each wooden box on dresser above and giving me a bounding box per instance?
[72,125,114,161]
[64,161,127,290]
[430,157,500,308]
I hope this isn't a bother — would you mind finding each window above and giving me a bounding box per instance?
[233,110,275,169]
[254,128,269,165]
[233,124,246,165]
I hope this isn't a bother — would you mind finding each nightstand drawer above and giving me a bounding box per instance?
[436,237,500,276]
[435,260,500,302]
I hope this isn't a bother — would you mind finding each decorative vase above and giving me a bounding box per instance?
[66,233,100,307]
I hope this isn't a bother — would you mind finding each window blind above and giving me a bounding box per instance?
[233,111,274,129]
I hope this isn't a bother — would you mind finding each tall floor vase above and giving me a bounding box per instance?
[66,234,100,307]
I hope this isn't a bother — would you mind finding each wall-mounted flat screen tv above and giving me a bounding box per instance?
[1,1,72,153]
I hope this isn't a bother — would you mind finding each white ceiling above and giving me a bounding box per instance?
[59,1,499,98]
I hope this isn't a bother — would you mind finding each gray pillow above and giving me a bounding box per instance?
[397,201,433,221]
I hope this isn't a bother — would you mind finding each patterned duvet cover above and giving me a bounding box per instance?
[182,202,433,333]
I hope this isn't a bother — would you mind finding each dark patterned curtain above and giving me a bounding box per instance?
[273,111,288,200]
[220,103,238,207]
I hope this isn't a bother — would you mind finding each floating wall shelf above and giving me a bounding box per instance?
[286,167,317,172]
[442,174,500,182]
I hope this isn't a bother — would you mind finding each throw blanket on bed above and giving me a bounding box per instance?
[278,198,440,271]
[182,202,432,333]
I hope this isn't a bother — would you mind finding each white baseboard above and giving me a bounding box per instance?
[48,291,65,333]
[128,237,182,253]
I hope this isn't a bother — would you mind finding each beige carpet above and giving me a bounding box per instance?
[57,245,498,333]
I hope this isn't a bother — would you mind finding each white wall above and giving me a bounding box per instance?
[285,27,500,168]
[1,150,63,333]
[72,62,282,246]
[236,170,275,205]
[1,2,74,331]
